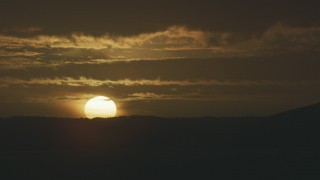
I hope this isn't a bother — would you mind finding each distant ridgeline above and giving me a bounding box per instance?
[0,103,320,179]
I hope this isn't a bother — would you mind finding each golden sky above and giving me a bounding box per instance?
[0,0,320,117]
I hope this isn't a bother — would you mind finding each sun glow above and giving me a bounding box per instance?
[84,96,117,119]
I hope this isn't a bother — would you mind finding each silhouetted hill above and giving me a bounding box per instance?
[272,102,320,124]
[0,103,320,179]
[253,103,320,148]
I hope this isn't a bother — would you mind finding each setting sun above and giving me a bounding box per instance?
[84,96,117,119]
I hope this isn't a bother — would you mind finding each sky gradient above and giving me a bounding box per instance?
[1,0,320,117]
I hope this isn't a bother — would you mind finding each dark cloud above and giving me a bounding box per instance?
[1,0,319,35]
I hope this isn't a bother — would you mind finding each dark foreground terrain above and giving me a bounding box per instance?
[1,103,320,180]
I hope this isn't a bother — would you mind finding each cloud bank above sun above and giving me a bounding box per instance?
[1,23,320,69]
[1,23,320,117]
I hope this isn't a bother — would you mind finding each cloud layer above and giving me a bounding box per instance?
[1,23,320,69]
[0,24,320,117]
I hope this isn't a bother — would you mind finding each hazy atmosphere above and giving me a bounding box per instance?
[1,0,320,117]
[2,1,320,179]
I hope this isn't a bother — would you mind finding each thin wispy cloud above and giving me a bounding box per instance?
[0,77,317,88]
[0,26,213,50]
[245,23,320,52]
[2,26,43,33]
[0,50,42,57]
[0,58,44,69]
[122,92,277,102]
